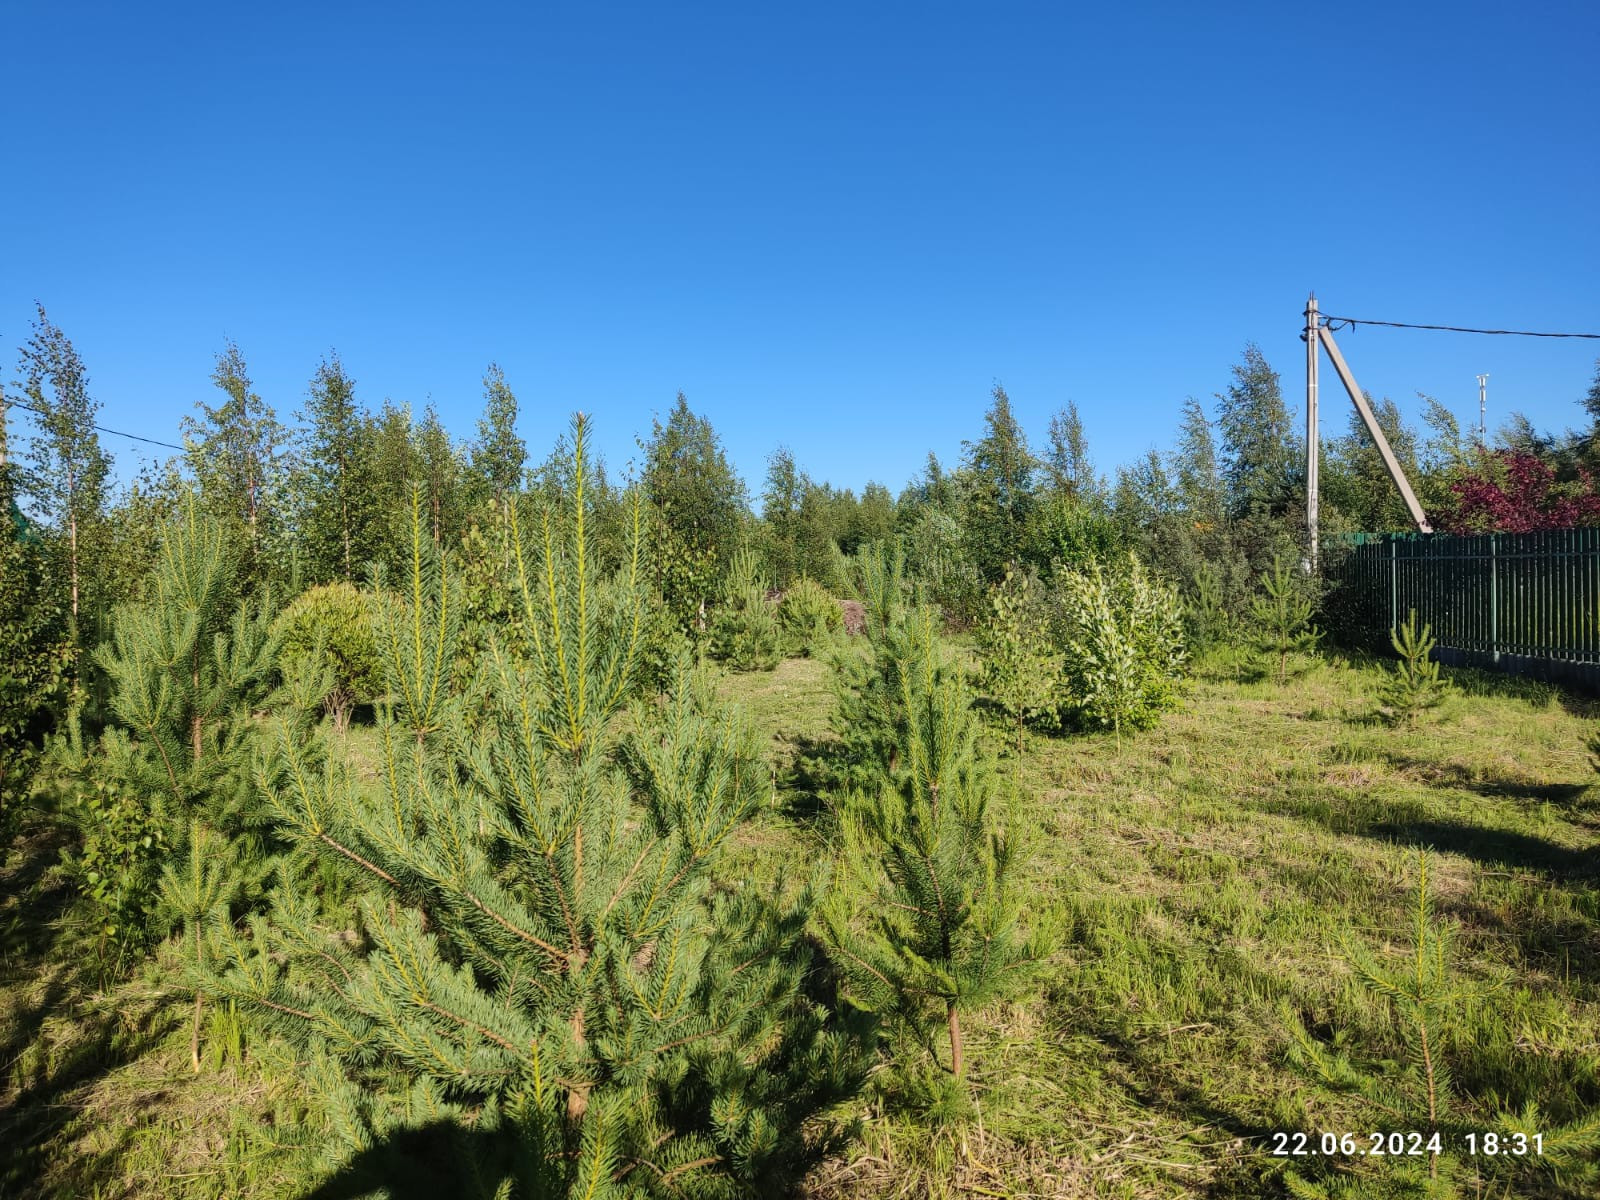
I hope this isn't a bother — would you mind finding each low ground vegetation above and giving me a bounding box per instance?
[7,617,1600,1196]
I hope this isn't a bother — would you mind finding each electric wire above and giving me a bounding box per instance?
[1322,316,1600,340]
[0,395,185,450]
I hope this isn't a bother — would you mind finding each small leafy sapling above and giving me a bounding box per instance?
[1054,553,1187,748]
[977,567,1060,757]
[1381,608,1450,727]
[1250,555,1320,685]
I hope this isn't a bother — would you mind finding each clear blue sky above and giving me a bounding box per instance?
[5,0,1597,501]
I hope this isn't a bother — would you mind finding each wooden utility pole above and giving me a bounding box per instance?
[1305,294,1320,569]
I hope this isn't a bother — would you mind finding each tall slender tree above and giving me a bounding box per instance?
[1324,394,1423,532]
[641,393,749,630]
[1043,400,1095,497]
[297,353,380,583]
[0,383,66,833]
[414,403,465,550]
[762,446,806,587]
[472,363,526,508]
[1580,358,1600,428]
[182,341,287,582]
[15,305,111,636]
[1173,396,1223,526]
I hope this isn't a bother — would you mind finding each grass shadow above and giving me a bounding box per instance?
[775,731,846,824]
[1380,752,1595,811]
[296,1121,500,1200]
[1444,665,1564,707]
[1353,817,1600,883]
[0,814,181,1200]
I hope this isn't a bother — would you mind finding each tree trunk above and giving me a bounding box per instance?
[68,468,79,620]
[192,646,203,763]
[947,1000,964,1078]
[190,922,204,1072]
[566,1005,590,1120]
[248,471,259,565]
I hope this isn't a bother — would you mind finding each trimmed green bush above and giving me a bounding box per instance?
[272,581,380,733]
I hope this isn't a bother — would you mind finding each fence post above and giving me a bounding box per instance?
[1490,533,1499,664]
[1390,537,1398,634]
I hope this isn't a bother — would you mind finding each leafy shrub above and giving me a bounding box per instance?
[710,546,783,671]
[901,507,984,626]
[56,726,168,978]
[976,567,1060,754]
[1023,490,1120,574]
[0,527,66,844]
[778,576,840,657]
[1052,552,1187,743]
[272,581,380,734]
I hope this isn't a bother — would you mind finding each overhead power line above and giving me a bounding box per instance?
[1,395,186,451]
[1323,315,1600,340]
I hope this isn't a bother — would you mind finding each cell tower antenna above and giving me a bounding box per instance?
[1477,373,1489,445]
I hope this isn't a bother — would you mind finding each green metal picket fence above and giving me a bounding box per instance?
[1325,529,1600,690]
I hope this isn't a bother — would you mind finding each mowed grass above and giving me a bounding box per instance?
[720,649,1600,1199]
[3,647,1598,1198]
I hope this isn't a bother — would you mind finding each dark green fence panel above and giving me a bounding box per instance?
[1325,529,1600,692]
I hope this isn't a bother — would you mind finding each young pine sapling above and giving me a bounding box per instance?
[1250,555,1320,685]
[1380,608,1450,728]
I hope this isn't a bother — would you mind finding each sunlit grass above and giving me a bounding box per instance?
[4,646,1598,1197]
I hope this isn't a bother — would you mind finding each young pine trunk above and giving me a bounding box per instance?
[191,921,204,1072]
[947,1001,964,1078]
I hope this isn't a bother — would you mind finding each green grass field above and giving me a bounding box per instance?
[5,647,1599,1198]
